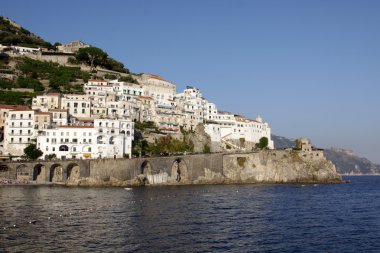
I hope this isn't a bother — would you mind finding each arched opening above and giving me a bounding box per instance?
[66,163,80,181]
[171,158,188,182]
[0,163,10,178]
[109,136,115,145]
[50,164,63,183]
[97,135,104,144]
[141,161,153,175]
[16,164,30,181]
[59,145,69,151]
[33,164,45,182]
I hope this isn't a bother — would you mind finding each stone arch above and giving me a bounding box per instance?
[50,163,64,183]
[0,163,10,178]
[140,160,153,175]
[171,158,188,182]
[33,164,46,182]
[16,164,30,181]
[66,163,81,181]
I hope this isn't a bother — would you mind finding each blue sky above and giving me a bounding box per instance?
[2,0,380,163]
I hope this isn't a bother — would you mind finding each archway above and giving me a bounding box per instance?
[141,161,153,175]
[33,164,46,182]
[0,163,10,178]
[50,164,63,183]
[66,163,80,181]
[59,145,69,151]
[16,164,30,181]
[171,158,188,182]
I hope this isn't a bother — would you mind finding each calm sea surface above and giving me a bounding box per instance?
[1,176,380,252]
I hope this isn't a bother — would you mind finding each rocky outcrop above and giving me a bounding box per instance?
[223,150,341,183]
[184,124,221,153]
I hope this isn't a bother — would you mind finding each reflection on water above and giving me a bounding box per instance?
[1,177,380,252]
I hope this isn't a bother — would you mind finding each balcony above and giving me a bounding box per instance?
[9,132,33,136]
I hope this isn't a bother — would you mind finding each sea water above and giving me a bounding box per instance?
[1,176,380,252]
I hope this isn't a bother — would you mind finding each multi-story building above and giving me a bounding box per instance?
[32,93,62,112]
[3,109,36,156]
[61,95,92,119]
[138,74,176,108]
[37,119,134,159]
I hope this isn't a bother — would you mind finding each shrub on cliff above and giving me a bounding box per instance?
[256,137,269,149]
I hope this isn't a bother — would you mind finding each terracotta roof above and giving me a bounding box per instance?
[88,79,107,82]
[11,109,34,112]
[46,93,61,96]
[0,105,30,110]
[146,74,165,81]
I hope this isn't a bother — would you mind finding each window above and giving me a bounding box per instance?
[74,102,78,108]
[52,147,55,151]
[59,145,69,151]
[47,138,49,143]
[73,138,78,143]
[82,109,85,114]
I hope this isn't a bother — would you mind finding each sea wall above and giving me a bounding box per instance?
[1,150,342,186]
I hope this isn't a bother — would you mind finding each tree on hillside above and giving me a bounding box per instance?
[256,137,269,150]
[76,47,108,72]
[24,143,43,160]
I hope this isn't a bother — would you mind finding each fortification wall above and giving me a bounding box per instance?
[0,150,341,186]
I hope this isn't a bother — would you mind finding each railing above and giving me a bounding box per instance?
[9,133,33,136]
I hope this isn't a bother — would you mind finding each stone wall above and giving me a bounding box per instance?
[0,150,341,186]
[222,150,340,183]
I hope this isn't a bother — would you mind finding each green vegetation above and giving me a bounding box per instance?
[0,90,36,105]
[0,16,53,48]
[237,157,247,168]
[295,138,302,150]
[16,77,44,91]
[15,58,89,93]
[134,121,157,131]
[119,75,138,84]
[256,137,269,149]
[147,135,193,154]
[203,144,211,153]
[24,143,43,160]
[75,47,129,73]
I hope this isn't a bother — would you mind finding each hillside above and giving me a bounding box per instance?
[271,135,380,175]
[0,16,53,48]
[0,16,136,105]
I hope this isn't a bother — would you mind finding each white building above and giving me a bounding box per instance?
[61,95,92,119]
[32,93,62,112]
[3,109,36,156]
[138,74,176,108]
[37,119,134,159]
[57,40,89,53]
